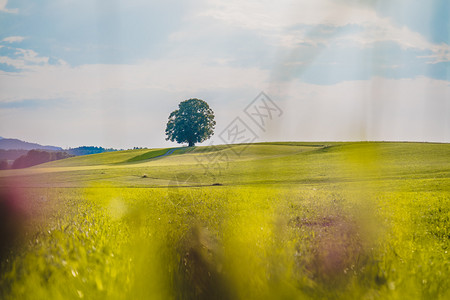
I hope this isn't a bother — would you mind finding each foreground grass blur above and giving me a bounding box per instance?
[0,142,449,299]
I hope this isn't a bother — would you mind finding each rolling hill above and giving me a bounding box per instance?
[1,142,448,192]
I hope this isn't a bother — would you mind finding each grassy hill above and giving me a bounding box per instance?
[1,142,448,191]
[0,142,449,299]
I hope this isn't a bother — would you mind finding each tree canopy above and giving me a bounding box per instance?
[165,98,216,147]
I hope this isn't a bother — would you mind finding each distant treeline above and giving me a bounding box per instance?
[0,147,119,169]
[0,160,8,170]
[9,150,74,169]
[0,149,28,161]
[66,146,117,156]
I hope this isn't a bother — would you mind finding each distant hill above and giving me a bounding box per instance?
[0,138,62,151]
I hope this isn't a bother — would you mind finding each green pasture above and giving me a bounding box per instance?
[0,142,449,299]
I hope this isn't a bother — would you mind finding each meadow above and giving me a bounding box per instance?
[0,142,449,299]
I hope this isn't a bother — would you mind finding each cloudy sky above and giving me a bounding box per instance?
[0,0,449,149]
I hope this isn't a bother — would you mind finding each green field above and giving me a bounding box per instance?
[0,142,449,299]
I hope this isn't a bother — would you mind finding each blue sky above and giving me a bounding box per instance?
[0,0,449,148]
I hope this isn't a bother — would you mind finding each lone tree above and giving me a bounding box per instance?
[165,98,216,147]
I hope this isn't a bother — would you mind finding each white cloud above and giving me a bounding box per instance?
[340,22,450,63]
[14,48,48,64]
[199,0,378,30]
[1,36,26,43]
[196,0,450,63]
[0,47,51,70]
[0,55,269,103]
[0,0,18,13]
[418,48,450,64]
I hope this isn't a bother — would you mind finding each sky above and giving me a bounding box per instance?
[0,0,449,149]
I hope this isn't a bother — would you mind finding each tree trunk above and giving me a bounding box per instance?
[188,141,195,147]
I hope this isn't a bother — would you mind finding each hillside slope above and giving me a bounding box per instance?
[0,142,448,192]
